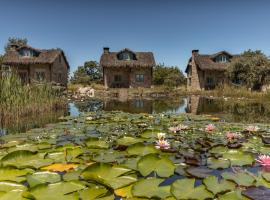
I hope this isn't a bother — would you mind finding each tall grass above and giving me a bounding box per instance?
[0,73,66,129]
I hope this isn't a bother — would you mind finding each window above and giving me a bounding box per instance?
[135,100,144,108]
[114,75,122,82]
[206,77,214,85]
[18,72,28,84]
[118,52,135,60]
[215,55,228,63]
[36,71,45,82]
[136,74,144,82]
[20,49,34,57]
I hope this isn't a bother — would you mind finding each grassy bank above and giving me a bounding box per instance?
[68,83,270,100]
[0,73,66,128]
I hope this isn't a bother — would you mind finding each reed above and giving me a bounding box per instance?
[0,73,66,128]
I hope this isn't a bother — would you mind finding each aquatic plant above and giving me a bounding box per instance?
[168,124,188,133]
[256,155,270,166]
[246,125,260,132]
[155,139,170,149]
[205,124,216,132]
[226,132,240,142]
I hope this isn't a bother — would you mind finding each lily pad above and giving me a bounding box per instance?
[27,171,61,187]
[203,176,235,195]
[131,178,171,199]
[171,178,213,200]
[85,138,109,149]
[81,162,137,189]
[117,136,144,146]
[126,143,158,156]
[185,167,213,179]
[242,186,270,200]
[207,157,230,169]
[223,150,254,166]
[137,153,175,177]
[221,171,255,187]
[0,167,34,182]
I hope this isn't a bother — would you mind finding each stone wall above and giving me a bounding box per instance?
[104,67,152,88]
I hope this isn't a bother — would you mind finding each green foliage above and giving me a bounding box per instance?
[4,37,28,52]
[70,61,102,85]
[227,50,270,90]
[153,64,186,87]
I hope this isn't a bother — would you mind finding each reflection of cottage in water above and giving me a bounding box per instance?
[104,99,153,114]
[186,96,224,114]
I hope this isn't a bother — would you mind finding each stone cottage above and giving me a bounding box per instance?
[2,44,70,86]
[100,48,155,88]
[185,50,235,90]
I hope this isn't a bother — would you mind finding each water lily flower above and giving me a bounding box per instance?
[205,124,216,132]
[168,124,188,133]
[226,132,240,142]
[86,116,93,121]
[155,139,170,149]
[246,125,260,132]
[256,154,270,166]
[157,132,166,140]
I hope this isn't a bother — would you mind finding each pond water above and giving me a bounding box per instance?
[1,96,270,134]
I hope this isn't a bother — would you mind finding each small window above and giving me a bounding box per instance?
[136,74,144,82]
[36,71,45,82]
[206,77,214,85]
[114,75,122,82]
[215,55,228,63]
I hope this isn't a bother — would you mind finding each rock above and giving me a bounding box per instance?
[77,87,95,97]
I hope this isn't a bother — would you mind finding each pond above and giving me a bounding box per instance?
[1,96,270,134]
[0,110,270,199]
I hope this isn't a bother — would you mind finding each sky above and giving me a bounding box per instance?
[1,0,270,74]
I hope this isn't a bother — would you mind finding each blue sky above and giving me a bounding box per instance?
[0,0,270,74]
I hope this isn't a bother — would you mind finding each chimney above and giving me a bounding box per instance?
[103,47,110,54]
[192,49,199,55]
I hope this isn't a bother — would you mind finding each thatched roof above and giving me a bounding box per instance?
[185,51,236,73]
[100,48,155,68]
[2,45,70,69]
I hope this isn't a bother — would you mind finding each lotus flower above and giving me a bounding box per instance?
[157,132,166,140]
[256,155,270,166]
[246,125,260,132]
[155,139,170,149]
[205,124,216,132]
[226,132,240,141]
[168,124,188,133]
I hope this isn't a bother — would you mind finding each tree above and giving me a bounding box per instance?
[70,61,102,85]
[153,64,186,87]
[227,50,270,90]
[4,37,28,52]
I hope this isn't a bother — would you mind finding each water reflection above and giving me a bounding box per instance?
[2,96,270,134]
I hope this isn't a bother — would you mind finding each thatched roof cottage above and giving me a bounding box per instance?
[2,44,70,86]
[100,48,155,88]
[185,50,236,90]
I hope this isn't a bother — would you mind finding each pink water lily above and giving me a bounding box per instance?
[246,125,260,132]
[155,139,170,149]
[256,155,270,166]
[226,132,240,141]
[205,124,216,132]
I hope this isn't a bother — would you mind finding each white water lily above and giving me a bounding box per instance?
[246,125,260,132]
[168,124,188,133]
[155,139,170,149]
[157,132,166,140]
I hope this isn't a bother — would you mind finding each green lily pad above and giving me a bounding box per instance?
[29,181,85,200]
[81,163,137,189]
[27,171,61,187]
[218,190,249,200]
[0,167,34,182]
[79,187,113,200]
[137,153,175,177]
[126,143,158,156]
[207,157,230,169]
[203,176,235,195]
[140,129,163,139]
[131,178,171,199]
[85,138,109,149]
[0,189,28,200]
[0,181,27,192]
[1,150,53,169]
[117,136,144,146]
[223,150,254,166]
[171,178,213,200]
[221,172,255,187]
